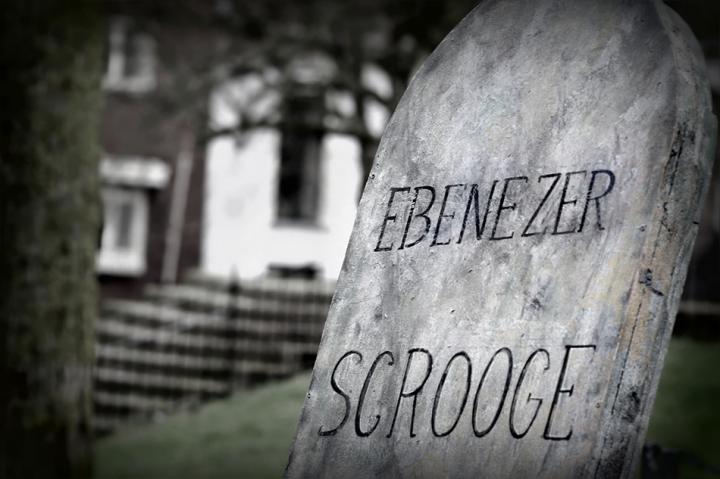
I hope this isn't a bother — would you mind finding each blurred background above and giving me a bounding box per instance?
[1,0,718,478]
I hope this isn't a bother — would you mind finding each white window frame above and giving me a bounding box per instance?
[96,155,169,277]
[97,187,149,276]
[103,17,157,94]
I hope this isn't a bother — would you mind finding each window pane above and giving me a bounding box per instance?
[277,91,323,222]
[115,201,134,249]
[123,33,142,78]
[100,201,117,250]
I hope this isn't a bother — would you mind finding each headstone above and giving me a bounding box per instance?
[286,0,716,477]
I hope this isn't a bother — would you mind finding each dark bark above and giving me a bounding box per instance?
[0,1,103,478]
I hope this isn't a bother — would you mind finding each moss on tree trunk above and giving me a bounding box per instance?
[0,1,103,477]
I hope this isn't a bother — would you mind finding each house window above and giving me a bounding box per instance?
[96,155,170,277]
[277,92,324,223]
[103,17,156,93]
[97,187,149,276]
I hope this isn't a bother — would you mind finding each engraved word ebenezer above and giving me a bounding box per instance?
[374,169,616,252]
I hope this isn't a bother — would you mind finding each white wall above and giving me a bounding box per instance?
[202,79,364,280]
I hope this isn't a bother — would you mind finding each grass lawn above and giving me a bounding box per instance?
[96,337,719,479]
[95,374,309,479]
[646,337,720,476]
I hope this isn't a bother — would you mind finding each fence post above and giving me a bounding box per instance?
[224,275,241,396]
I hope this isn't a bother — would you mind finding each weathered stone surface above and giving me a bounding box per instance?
[286,0,716,477]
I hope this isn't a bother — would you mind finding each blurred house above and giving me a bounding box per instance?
[98,15,211,297]
[93,11,389,434]
[97,14,391,296]
[202,67,392,281]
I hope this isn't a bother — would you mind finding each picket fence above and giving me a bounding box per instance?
[93,276,334,435]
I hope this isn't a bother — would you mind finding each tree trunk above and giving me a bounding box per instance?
[0,1,103,478]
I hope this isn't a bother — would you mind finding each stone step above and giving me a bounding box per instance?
[95,330,320,367]
[94,366,228,395]
[94,277,331,436]
[99,299,326,338]
[142,283,332,317]
[93,390,178,414]
[182,271,336,297]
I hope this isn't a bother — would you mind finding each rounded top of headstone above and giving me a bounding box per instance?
[371,0,709,188]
